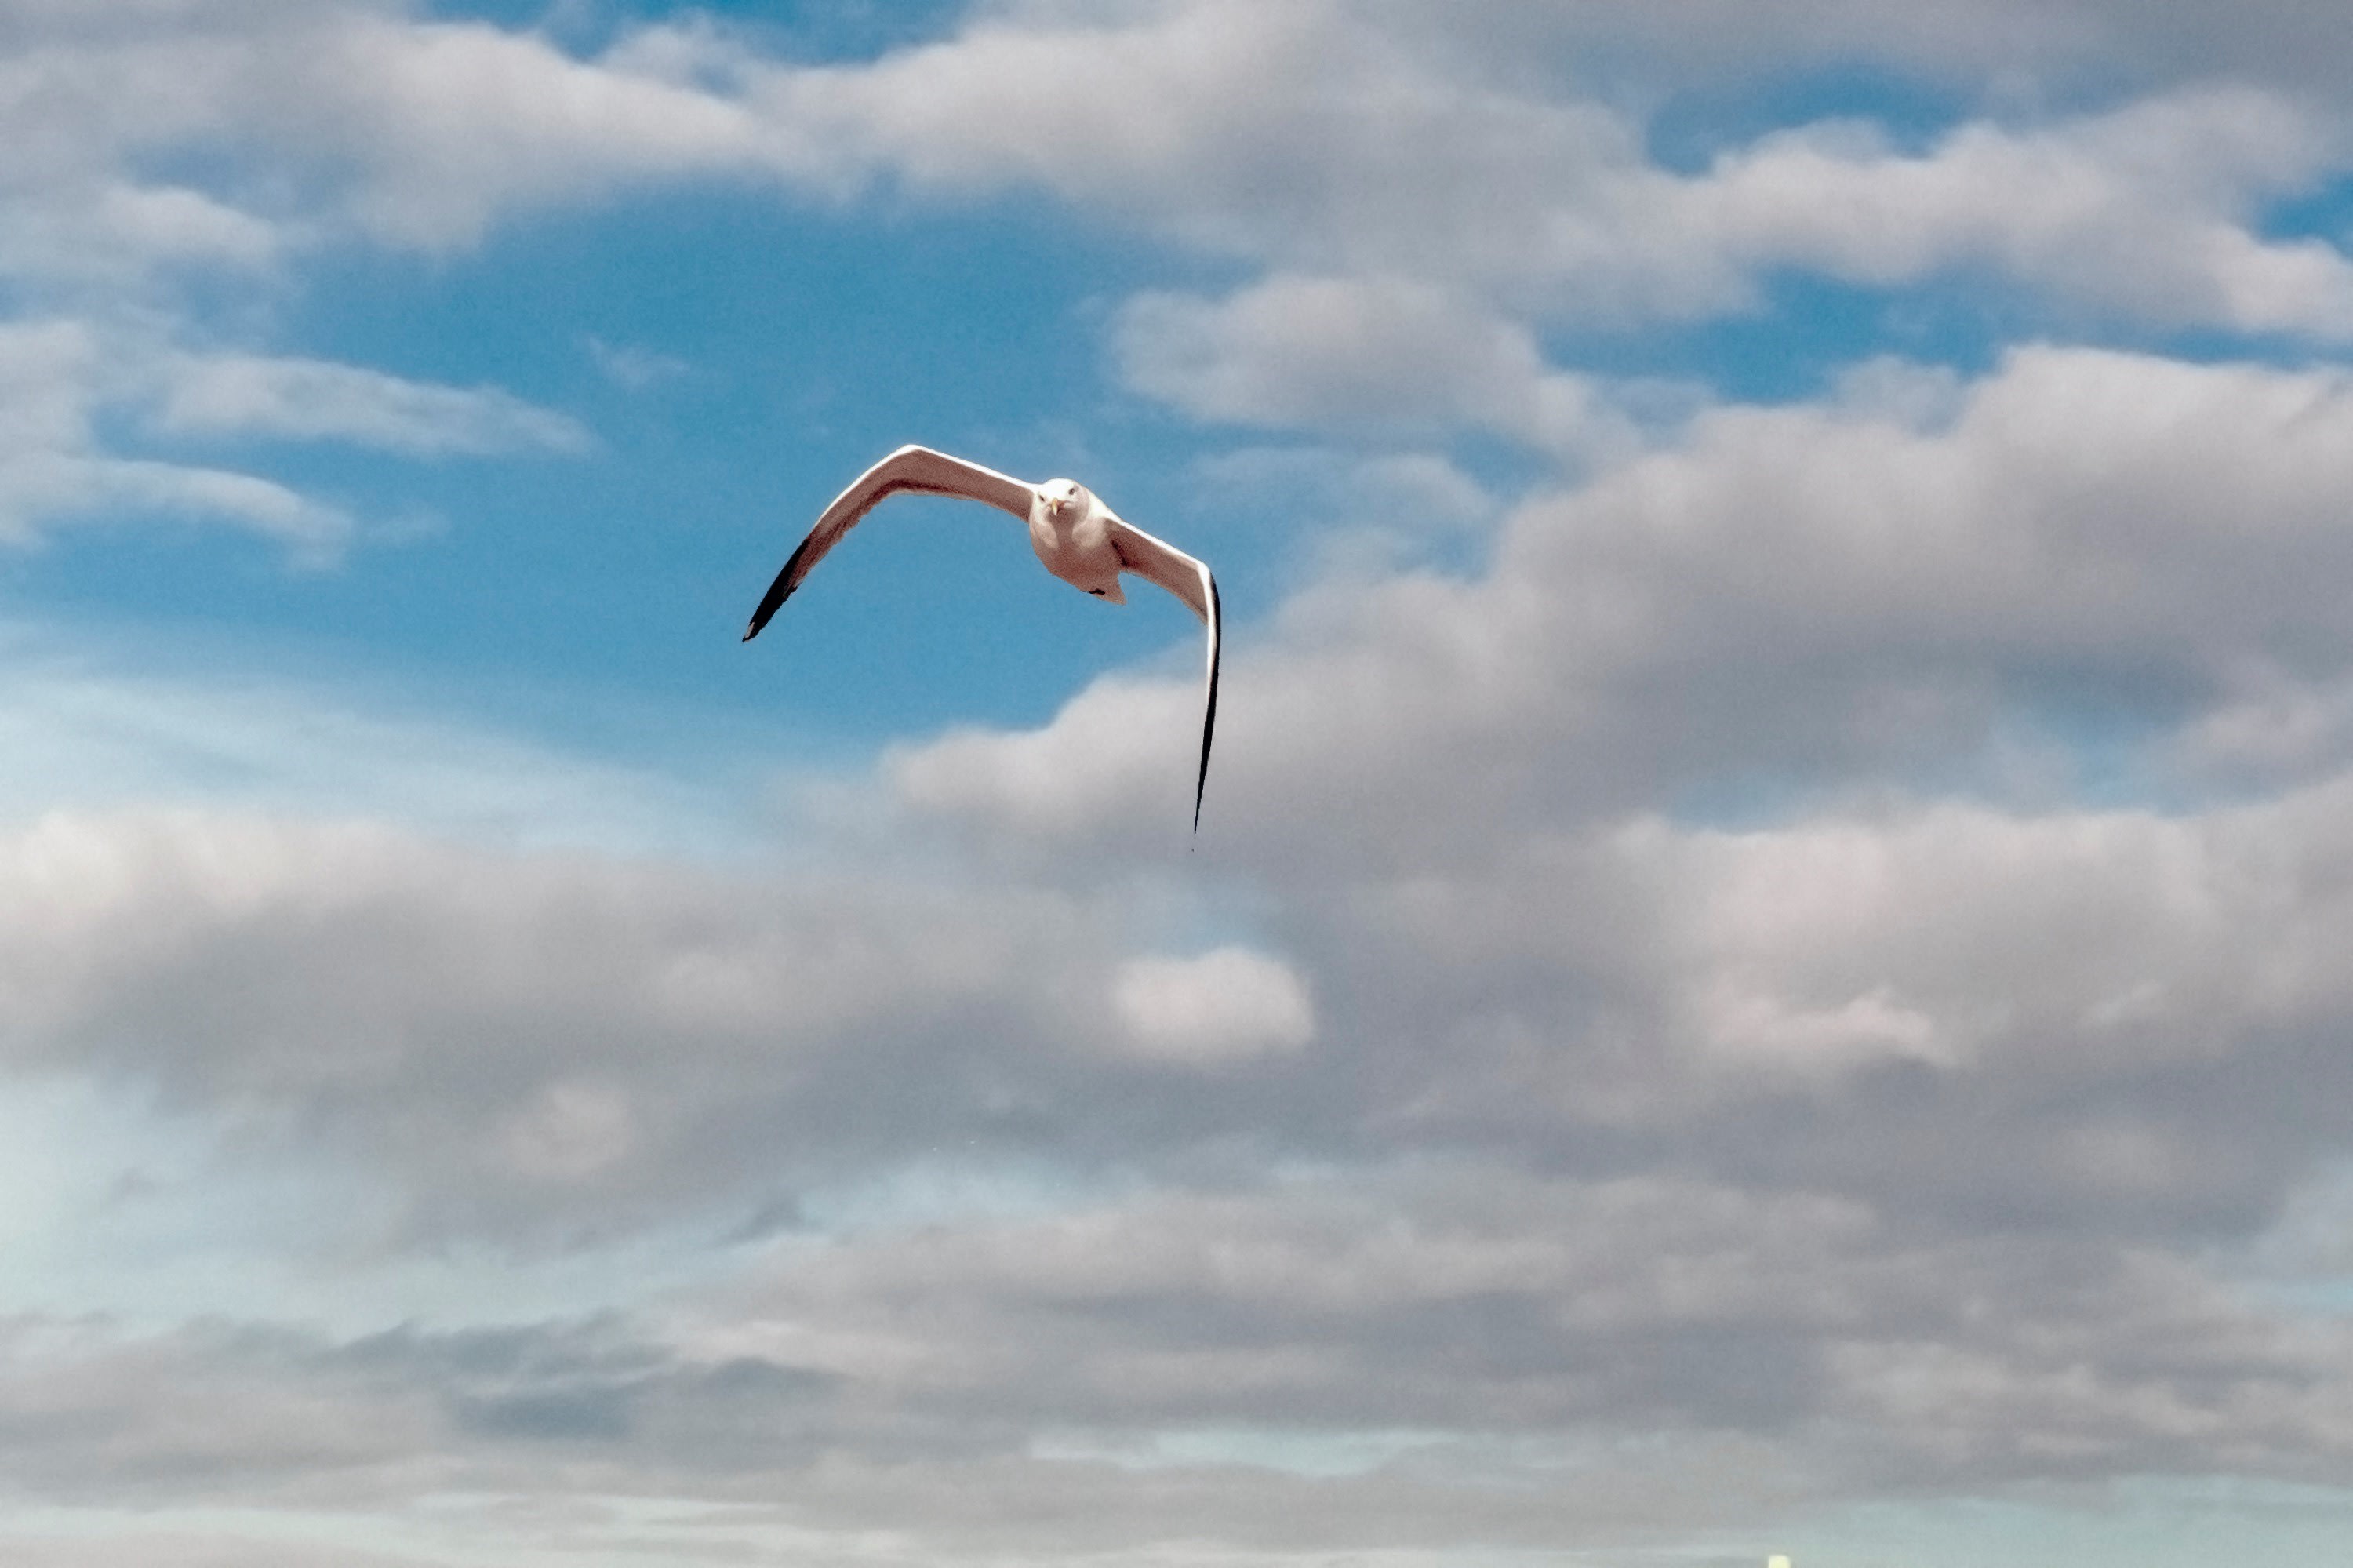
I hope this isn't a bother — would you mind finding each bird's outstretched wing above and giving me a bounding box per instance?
[744,445,1036,641]
[1109,518,1221,832]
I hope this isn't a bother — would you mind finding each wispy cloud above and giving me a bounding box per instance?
[584,334,689,390]
[153,352,590,455]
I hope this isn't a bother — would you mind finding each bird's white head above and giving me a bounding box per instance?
[1040,478,1091,525]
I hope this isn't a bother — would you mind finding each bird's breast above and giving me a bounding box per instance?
[1030,507,1123,597]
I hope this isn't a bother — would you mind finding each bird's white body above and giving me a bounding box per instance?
[744,447,1221,829]
[1029,478,1127,602]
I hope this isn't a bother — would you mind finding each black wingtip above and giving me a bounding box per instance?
[744,537,815,646]
[742,584,791,644]
[1189,573,1220,839]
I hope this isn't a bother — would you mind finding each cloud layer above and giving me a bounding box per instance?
[11,0,2353,552]
[11,2,2353,1564]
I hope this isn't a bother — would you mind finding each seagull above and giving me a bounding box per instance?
[743,445,1222,831]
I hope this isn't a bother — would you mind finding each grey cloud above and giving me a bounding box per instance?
[19,347,2353,1268]
[899,347,2353,858]
[0,1535,440,1568]
[282,1170,2353,1499]
[878,347,2353,1261]
[1359,0,2353,100]
[22,766,2353,1275]
[10,1158,2348,1552]
[0,1301,1792,1564]
[7,753,2353,1547]
[0,804,1356,1246]
[0,1313,839,1505]
[14,759,2353,1501]
[686,1167,2353,1505]
[0,809,1105,1240]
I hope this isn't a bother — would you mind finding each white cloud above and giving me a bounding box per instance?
[1693,980,1952,1075]
[1115,275,1636,457]
[0,6,776,270]
[1111,948,1315,1064]
[887,671,1216,840]
[1694,88,2353,337]
[45,456,355,558]
[304,13,787,251]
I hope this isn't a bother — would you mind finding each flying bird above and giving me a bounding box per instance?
[743,445,1222,830]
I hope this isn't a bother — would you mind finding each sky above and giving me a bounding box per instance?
[7,1,2353,1564]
